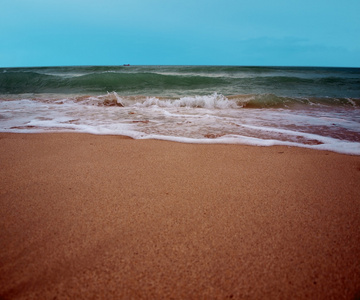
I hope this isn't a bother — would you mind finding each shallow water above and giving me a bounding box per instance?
[1,66,360,154]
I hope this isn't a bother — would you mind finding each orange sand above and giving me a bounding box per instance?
[0,133,360,299]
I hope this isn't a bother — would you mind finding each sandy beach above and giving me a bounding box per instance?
[0,132,359,299]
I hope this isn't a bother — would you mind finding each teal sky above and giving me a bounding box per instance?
[1,0,360,67]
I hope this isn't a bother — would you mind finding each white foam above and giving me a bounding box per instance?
[1,95,360,155]
[346,98,357,107]
[135,134,360,155]
[239,123,334,143]
[136,93,237,109]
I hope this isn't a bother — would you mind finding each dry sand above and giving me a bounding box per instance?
[0,132,360,299]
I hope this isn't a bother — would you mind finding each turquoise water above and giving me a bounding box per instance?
[1,66,359,154]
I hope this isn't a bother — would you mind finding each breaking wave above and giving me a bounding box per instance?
[69,92,360,109]
[1,65,360,98]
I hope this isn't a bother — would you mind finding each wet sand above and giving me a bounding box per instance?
[0,132,360,299]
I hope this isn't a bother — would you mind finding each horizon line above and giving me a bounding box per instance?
[1,64,360,69]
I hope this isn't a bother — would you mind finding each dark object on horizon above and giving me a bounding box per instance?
[123,64,130,66]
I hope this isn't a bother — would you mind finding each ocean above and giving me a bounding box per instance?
[0,65,359,154]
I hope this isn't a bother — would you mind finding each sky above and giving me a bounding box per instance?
[1,0,360,67]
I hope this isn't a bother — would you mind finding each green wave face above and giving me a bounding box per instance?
[1,66,359,99]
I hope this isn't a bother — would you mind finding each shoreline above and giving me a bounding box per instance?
[1,132,360,299]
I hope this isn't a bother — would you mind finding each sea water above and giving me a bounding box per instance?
[0,65,359,154]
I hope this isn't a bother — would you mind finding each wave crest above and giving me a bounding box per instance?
[75,92,124,107]
[137,93,237,109]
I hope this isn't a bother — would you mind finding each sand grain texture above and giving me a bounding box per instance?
[0,133,360,299]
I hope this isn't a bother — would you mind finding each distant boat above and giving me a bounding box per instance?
[123,64,130,66]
